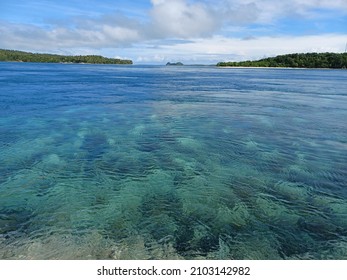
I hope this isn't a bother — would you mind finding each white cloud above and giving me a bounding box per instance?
[102,26,140,42]
[0,14,142,50]
[149,0,220,38]
[218,0,347,23]
[129,34,347,64]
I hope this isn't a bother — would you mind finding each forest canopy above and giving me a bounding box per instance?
[0,49,133,64]
[217,53,347,69]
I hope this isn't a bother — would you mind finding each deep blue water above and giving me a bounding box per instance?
[1,62,347,259]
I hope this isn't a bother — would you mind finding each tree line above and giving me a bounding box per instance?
[0,49,133,64]
[217,53,347,69]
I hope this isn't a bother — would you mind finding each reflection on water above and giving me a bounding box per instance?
[0,63,347,259]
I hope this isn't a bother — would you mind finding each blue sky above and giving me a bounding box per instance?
[1,0,346,64]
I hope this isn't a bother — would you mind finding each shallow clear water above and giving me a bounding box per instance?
[1,62,347,259]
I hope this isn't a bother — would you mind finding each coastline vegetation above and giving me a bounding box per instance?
[0,49,133,64]
[217,52,347,69]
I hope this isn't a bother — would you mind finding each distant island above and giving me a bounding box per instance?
[0,49,133,64]
[166,62,184,66]
[217,52,347,69]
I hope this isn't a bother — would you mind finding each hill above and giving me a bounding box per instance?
[0,49,133,64]
[217,53,347,69]
[166,62,184,66]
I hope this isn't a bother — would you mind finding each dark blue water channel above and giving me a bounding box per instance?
[1,62,347,259]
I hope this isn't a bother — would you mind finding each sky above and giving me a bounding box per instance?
[0,0,346,64]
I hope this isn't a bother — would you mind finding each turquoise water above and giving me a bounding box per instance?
[1,62,347,259]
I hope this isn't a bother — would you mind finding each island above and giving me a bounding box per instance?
[0,49,133,64]
[166,62,184,66]
[217,52,347,69]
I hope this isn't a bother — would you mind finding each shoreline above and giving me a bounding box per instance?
[216,66,346,70]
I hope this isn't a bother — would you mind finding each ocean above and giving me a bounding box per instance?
[0,62,347,259]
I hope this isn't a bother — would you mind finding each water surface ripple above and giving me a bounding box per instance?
[1,63,347,259]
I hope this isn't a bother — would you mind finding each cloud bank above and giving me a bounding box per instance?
[134,33,347,63]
